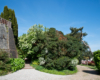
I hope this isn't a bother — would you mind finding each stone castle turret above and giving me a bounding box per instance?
[0,17,18,58]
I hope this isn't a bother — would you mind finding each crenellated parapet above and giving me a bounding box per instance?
[0,17,11,28]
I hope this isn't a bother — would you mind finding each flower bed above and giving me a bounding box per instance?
[81,60,95,66]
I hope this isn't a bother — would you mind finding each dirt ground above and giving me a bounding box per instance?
[62,65,100,80]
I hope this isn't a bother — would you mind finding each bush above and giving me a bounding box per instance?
[0,49,11,75]
[93,50,100,71]
[71,58,79,66]
[91,63,95,66]
[10,58,25,72]
[32,60,39,65]
[35,65,44,70]
[88,61,95,66]
[19,25,81,71]
[88,61,91,65]
[31,63,78,75]
[39,57,45,65]
[54,56,71,70]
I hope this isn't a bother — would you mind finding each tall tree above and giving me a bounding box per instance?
[66,27,92,53]
[0,6,18,47]
[3,6,9,20]
[65,27,93,63]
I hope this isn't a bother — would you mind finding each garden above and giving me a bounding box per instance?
[0,24,100,76]
[0,49,25,75]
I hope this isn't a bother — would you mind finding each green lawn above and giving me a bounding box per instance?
[31,64,78,75]
[80,64,98,70]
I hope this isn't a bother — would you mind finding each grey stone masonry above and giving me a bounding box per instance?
[9,28,18,58]
[0,24,9,49]
[0,17,11,28]
[0,17,18,58]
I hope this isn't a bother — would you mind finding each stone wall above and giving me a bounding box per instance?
[0,24,9,49]
[0,17,18,58]
[0,17,11,28]
[9,28,18,58]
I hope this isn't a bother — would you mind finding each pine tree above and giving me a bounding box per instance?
[3,6,9,20]
[65,27,93,64]
[0,12,4,17]
[0,6,18,47]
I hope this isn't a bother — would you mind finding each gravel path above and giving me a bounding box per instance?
[0,65,100,80]
[62,65,100,80]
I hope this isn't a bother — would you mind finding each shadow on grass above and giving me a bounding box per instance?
[83,70,100,75]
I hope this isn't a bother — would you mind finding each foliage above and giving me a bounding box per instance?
[80,64,97,70]
[18,33,33,59]
[32,60,39,65]
[16,47,25,59]
[40,27,81,70]
[65,27,93,64]
[31,63,77,75]
[0,6,18,47]
[39,57,45,65]
[10,58,25,72]
[18,24,48,59]
[19,25,89,71]
[81,60,95,66]
[67,58,79,70]
[88,61,95,66]
[0,49,11,76]
[93,50,100,71]
[66,36,82,58]
[78,42,93,63]
[71,58,79,66]
[54,56,70,70]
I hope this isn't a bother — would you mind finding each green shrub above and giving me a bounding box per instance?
[32,60,39,65]
[10,58,25,72]
[35,65,44,70]
[0,49,11,75]
[39,57,45,65]
[71,58,79,66]
[68,58,79,70]
[31,63,78,75]
[17,47,25,59]
[19,25,82,71]
[54,56,71,70]
[93,50,100,71]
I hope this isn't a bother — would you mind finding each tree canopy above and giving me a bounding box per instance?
[65,27,93,63]
[19,24,82,70]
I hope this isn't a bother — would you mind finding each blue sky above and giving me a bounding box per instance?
[0,0,100,52]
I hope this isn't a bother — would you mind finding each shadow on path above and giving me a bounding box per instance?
[83,70,100,75]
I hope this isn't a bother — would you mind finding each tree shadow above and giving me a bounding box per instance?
[83,70,100,75]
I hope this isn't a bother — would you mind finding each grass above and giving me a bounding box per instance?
[31,64,78,75]
[80,64,98,70]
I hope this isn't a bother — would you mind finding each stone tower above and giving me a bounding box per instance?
[0,17,18,58]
